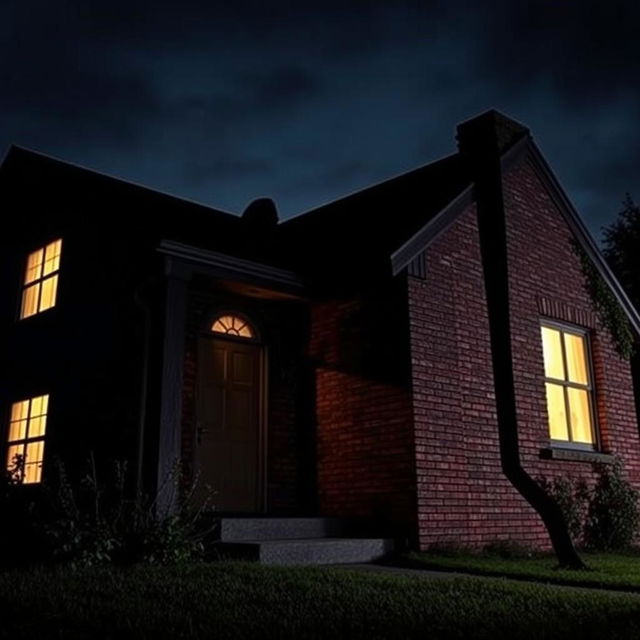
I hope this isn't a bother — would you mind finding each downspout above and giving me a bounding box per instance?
[458,112,584,568]
[133,278,154,498]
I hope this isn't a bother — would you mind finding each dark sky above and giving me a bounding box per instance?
[2,1,638,240]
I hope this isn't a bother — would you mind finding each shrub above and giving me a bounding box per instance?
[584,459,640,551]
[41,455,215,567]
[0,454,49,568]
[538,474,590,545]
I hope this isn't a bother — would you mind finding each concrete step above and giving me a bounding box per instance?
[215,517,344,541]
[215,537,394,566]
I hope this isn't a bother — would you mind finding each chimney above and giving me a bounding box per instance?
[456,109,529,163]
[242,197,279,228]
[241,197,279,259]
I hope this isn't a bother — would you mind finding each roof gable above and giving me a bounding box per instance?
[277,153,472,281]
[389,133,640,338]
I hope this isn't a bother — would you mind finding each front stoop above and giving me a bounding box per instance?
[210,517,394,566]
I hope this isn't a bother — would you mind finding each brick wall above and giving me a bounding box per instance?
[409,155,640,549]
[311,287,417,536]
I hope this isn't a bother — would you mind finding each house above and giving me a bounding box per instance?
[1,110,639,554]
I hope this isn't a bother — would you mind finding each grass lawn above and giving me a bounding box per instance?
[403,549,640,592]
[1,562,640,639]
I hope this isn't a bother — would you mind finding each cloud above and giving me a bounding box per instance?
[0,1,637,235]
[184,156,273,184]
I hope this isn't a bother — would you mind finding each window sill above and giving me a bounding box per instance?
[539,447,614,464]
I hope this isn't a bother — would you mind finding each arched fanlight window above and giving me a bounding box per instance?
[211,314,255,339]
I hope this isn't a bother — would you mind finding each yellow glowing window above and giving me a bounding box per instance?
[6,395,49,484]
[540,324,596,447]
[211,314,254,338]
[20,239,62,319]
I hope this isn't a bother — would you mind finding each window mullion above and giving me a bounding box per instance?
[563,384,573,442]
[36,276,43,312]
[558,331,574,442]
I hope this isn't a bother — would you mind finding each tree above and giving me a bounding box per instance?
[603,194,640,310]
[603,194,640,425]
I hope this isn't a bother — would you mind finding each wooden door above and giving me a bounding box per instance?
[195,337,262,512]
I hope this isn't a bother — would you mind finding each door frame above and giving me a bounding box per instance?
[195,321,268,513]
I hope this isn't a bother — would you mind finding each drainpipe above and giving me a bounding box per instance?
[457,111,584,569]
[133,278,154,498]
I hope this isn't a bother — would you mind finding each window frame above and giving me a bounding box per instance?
[4,394,50,485]
[210,312,258,342]
[18,239,63,321]
[540,319,599,452]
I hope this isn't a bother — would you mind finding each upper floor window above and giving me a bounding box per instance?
[20,239,62,319]
[540,323,596,448]
[211,314,255,339]
[5,394,49,484]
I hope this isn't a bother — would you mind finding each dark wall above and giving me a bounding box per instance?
[310,276,417,538]
[0,159,164,490]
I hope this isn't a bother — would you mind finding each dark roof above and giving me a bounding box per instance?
[277,152,472,281]
[2,122,638,336]
[0,146,247,254]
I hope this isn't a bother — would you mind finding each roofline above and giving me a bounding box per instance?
[2,145,240,219]
[279,151,460,226]
[157,240,305,290]
[526,140,640,337]
[390,138,640,338]
[390,136,531,275]
[0,144,14,168]
[390,183,474,274]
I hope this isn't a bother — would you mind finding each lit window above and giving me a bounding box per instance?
[211,314,254,339]
[6,395,49,484]
[20,239,62,319]
[540,324,596,447]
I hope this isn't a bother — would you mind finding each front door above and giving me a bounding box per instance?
[195,336,262,512]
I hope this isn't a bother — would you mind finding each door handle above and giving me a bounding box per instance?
[196,423,209,444]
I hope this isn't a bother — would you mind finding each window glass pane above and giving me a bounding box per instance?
[43,239,62,276]
[28,416,47,439]
[237,324,253,338]
[23,463,42,484]
[541,326,565,380]
[26,440,45,465]
[20,283,40,319]
[546,382,569,440]
[567,388,594,444]
[564,332,588,385]
[24,249,44,284]
[39,275,58,311]
[6,444,25,475]
[211,315,254,338]
[11,400,30,422]
[8,419,27,442]
[212,317,231,333]
[30,395,49,418]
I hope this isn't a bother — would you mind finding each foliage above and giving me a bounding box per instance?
[42,455,215,567]
[537,474,590,545]
[0,453,215,569]
[603,194,640,313]
[572,237,635,359]
[3,562,640,639]
[536,460,639,552]
[0,454,48,568]
[584,459,640,551]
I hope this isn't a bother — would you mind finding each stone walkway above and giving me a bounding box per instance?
[331,562,640,597]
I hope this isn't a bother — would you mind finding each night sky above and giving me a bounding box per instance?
[2,1,638,241]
